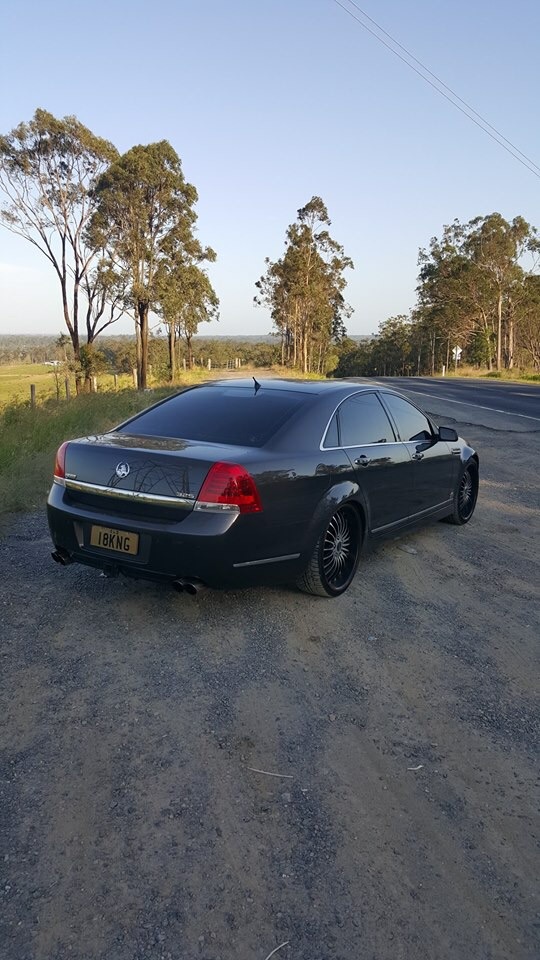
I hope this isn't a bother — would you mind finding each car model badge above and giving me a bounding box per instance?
[115,462,130,479]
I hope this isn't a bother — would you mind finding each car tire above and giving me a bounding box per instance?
[297,503,362,597]
[443,461,478,525]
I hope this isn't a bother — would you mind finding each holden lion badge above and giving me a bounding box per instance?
[115,462,130,479]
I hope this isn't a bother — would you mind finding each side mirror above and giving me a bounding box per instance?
[438,425,458,442]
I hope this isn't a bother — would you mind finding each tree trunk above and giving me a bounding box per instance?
[135,315,142,387]
[479,311,492,371]
[72,333,82,395]
[187,334,194,370]
[496,291,503,371]
[138,301,149,389]
[508,316,514,370]
[168,324,176,382]
[59,274,82,395]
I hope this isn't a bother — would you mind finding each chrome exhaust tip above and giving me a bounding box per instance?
[172,578,206,596]
[51,548,73,566]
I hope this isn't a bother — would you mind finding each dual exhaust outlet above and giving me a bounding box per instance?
[51,549,205,595]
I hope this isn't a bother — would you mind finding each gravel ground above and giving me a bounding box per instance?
[0,404,539,960]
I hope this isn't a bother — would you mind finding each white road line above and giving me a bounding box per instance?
[399,389,540,422]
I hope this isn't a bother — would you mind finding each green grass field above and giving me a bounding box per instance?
[0,363,140,407]
[0,363,59,405]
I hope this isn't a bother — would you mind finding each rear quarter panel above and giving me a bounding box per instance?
[244,448,358,561]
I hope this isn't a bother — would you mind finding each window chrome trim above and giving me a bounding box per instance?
[319,390,398,451]
[64,478,194,509]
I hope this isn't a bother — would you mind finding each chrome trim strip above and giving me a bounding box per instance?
[64,479,194,509]
[371,499,453,534]
[233,553,301,568]
[193,501,240,514]
[322,440,400,452]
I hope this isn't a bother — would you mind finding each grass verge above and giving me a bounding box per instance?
[0,388,173,527]
[445,366,540,383]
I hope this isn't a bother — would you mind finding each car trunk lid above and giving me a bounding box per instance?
[62,433,256,520]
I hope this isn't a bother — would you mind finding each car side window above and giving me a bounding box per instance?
[337,393,395,446]
[381,393,433,443]
[322,413,339,448]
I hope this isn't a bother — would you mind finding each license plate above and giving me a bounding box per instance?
[90,525,139,556]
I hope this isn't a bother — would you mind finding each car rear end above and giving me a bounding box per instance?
[46,382,312,589]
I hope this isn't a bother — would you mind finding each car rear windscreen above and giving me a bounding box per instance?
[116,386,307,447]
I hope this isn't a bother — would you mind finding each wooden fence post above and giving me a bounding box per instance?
[113,373,118,390]
[30,384,36,409]
[65,378,71,400]
[132,367,138,388]
[92,376,98,393]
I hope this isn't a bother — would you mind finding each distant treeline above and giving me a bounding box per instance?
[0,333,370,372]
[0,335,282,372]
[335,214,540,377]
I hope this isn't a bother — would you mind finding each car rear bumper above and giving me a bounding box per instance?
[47,484,305,588]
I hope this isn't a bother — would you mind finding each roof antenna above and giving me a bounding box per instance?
[252,376,261,394]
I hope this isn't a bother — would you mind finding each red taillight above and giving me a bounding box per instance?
[54,441,69,482]
[197,462,262,514]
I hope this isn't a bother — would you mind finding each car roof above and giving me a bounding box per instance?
[201,377,388,396]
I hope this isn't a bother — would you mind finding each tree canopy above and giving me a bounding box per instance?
[88,141,216,388]
[255,197,353,374]
[336,213,540,379]
[157,259,219,379]
[0,109,119,388]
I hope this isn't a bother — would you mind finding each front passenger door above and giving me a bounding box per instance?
[379,392,456,512]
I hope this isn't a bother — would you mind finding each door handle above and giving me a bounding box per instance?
[412,452,424,461]
[354,455,371,466]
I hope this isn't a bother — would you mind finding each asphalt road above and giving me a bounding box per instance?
[1,398,539,960]
[371,376,540,422]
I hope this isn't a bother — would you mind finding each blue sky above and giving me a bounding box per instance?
[1,0,539,338]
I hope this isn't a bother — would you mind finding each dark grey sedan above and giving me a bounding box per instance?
[47,379,479,597]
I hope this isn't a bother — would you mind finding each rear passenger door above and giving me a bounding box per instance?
[330,392,415,531]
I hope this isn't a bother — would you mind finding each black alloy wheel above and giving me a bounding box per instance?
[444,462,478,525]
[297,503,362,597]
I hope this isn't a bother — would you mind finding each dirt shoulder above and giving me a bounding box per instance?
[0,404,538,960]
